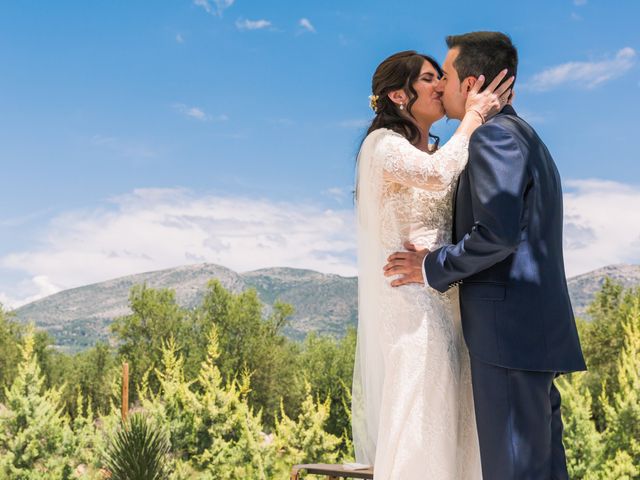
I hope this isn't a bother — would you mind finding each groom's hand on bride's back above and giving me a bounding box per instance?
[383,241,430,287]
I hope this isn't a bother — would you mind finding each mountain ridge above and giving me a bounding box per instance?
[13,263,640,352]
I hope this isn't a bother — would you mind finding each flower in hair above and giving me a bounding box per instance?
[369,94,379,112]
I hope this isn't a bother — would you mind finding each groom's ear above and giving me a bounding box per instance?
[466,76,479,91]
[462,76,478,94]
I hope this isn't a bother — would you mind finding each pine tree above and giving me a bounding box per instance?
[0,328,75,479]
[194,326,271,480]
[600,298,640,470]
[273,380,342,469]
[71,388,99,473]
[599,450,638,480]
[194,281,303,428]
[299,327,357,439]
[144,337,201,458]
[582,282,640,429]
[556,373,603,479]
[337,378,355,462]
[0,306,22,401]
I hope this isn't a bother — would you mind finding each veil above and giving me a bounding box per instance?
[351,131,386,465]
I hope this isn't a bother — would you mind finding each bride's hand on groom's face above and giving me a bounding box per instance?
[383,241,430,287]
[465,69,515,121]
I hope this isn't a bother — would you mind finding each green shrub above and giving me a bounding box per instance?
[103,414,170,480]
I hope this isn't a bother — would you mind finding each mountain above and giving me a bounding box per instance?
[242,268,357,340]
[12,263,639,352]
[567,264,640,318]
[13,264,357,351]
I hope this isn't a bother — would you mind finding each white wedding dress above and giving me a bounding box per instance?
[352,128,482,479]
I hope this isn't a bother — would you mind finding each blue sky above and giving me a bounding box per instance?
[1,0,639,307]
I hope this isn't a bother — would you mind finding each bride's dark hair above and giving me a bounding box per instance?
[366,50,443,149]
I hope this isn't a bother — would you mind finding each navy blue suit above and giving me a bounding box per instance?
[424,106,586,479]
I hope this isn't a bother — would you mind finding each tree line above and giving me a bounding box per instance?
[0,278,638,478]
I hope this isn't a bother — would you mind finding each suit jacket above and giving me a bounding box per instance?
[424,105,586,373]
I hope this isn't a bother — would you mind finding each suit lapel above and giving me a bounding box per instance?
[452,106,518,243]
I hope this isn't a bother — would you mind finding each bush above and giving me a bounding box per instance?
[103,414,170,480]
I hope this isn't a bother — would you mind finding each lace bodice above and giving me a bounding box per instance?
[369,128,469,252]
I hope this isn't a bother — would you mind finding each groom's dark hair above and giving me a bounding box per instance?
[446,31,518,89]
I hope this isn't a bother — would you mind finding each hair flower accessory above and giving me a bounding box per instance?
[368,94,379,112]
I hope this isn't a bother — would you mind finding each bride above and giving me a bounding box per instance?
[352,51,513,479]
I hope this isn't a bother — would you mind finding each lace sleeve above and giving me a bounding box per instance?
[379,132,469,191]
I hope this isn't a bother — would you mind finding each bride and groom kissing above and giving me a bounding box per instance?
[352,31,586,479]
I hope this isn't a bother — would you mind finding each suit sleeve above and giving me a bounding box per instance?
[423,122,530,292]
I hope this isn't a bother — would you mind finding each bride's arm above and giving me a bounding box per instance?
[380,132,470,191]
[381,70,514,191]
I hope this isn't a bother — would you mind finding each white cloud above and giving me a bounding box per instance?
[323,186,353,204]
[563,179,640,277]
[194,0,235,16]
[4,180,639,307]
[0,292,19,310]
[176,33,185,43]
[173,103,209,121]
[0,275,62,310]
[213,0,235,15]
[187,108,208,121]
[299,18,316,33]
[194,0,212,14]
[235,18,272,31]
[172,103,228,122]
[526,47,637,91]
[0,189,356,307]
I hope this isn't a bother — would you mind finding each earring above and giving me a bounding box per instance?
[399,104,405,110]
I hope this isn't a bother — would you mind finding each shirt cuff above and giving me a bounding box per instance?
[422,252,432,289]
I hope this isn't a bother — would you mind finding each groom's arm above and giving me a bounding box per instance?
[423,122,529,293]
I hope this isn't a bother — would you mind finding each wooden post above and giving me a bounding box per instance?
[290,466,300,480]
[121,362,129,422]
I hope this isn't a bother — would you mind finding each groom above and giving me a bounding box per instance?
[384,32,586,479]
